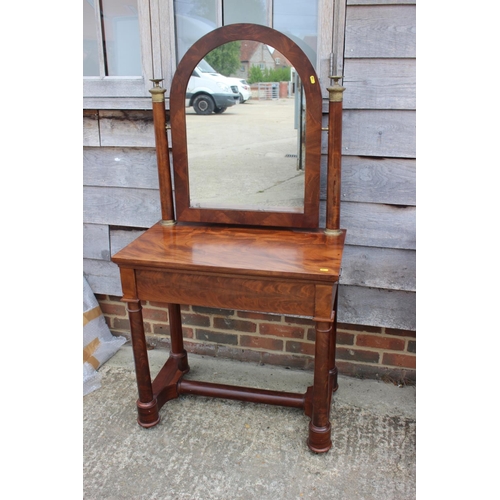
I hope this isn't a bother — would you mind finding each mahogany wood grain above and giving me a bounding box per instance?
[167,303,189,372]
[151,98,175,222]
[137,270,317,316]
[326,99,344,231]
[178,380,306,409]
[125,299,160,427]
[169,24,322,228]
[113,223,345,282]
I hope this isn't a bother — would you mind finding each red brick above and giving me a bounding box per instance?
[337,347,380,363]
[148,301,169,308]
[112,317,130,330]
[152,324,170,336]
[142,308,168,322]
[152,324,193,338]
[195,329,238,345]
[113,317,150,334]
[237,311,281,322]
[284,316,314,326]
[307,329,354,345]
[240,335,283,351]
[385,327,416,338]
[213,317,257,333]
[216,346,262,363]
[285,341,315,356]
[382,353,416,369]
[99,302,127,317]
[356,334,405,351]
[259,323,305,339]
[193,306,234,316]
[182,313,211,327]
[338,323,382,334]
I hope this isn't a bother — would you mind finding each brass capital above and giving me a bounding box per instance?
[149,79,166,103]
[324,228,343,236]
[327,76,345,102]
[160,219,176,226]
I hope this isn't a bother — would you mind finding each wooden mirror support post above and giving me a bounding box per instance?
[149,79,176,227]
[325,76,345,236]
[111,24,346,454]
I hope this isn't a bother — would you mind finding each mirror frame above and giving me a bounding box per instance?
[170,23,322,228]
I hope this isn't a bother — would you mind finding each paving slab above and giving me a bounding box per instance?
[84,345,416,499]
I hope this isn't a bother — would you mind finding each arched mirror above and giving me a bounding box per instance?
[170,24,322,228]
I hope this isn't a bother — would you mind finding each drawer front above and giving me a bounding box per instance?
[135,269,318,316]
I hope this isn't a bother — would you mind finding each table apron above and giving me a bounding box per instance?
[134,269,325,316]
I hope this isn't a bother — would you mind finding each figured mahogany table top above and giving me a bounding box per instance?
[112,222,345,283]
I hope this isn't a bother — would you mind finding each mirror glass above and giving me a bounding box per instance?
[185,41,306,213]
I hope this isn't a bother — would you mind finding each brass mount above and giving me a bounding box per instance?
[150,79,166,102]
[327,76,345,102]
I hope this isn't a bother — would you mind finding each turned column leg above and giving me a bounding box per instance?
[167,304,189,373]
[329,287,339,394]
[126,299,160,428]
[307,319,333,453]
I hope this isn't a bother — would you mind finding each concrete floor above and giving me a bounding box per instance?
[83,345,416,499]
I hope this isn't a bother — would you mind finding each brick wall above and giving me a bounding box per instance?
[97,294,416,385]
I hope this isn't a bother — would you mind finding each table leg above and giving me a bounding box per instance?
[126,299,160,427]
[307,318,333,453]
[329,287,339,394]
[167,303,189,373]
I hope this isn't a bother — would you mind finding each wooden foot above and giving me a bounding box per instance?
[136,399,160,428]
[307,422,332,453]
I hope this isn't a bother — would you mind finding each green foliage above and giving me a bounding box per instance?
[205,41,241,76]
[247,65,291,84]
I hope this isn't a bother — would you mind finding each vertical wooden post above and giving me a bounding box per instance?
[126,299,160,427]
[150,79,176,225]
[308,319,333,453]
[325,76,345,235]
[167,303,189,373]
[308,284,335,453]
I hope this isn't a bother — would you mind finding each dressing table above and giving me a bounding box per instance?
[111,23,345,453]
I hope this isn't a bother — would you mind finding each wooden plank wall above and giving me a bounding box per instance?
[83,0,416,330]
[333,0,416,329]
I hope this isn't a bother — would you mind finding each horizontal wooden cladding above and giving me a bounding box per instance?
[339,285,415,331]
[83,226,146,262]
[83,78,150,99]
[343,58,415,110]
[83,224,110,260]
[84,259,122,296]
[341,110,415,158]
[345,4,416,58]
[83,110,99,147]
[110,228,147,256]
[83,186,160,228]
[320,201,415,250]
[320,156,415,205]
[342,245,415,291]
[83,147,158,189]
[83,110,155,148]
[135,269,318,317]
[83,97,154,111]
